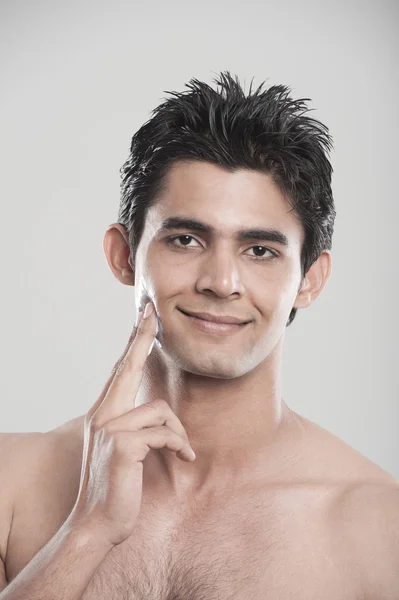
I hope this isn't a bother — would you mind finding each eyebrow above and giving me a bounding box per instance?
[157,217,290,247]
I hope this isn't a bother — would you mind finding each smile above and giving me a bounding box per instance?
[177,309,251,336]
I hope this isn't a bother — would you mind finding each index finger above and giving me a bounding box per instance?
[91,302,157,426]
[84,315,141,424]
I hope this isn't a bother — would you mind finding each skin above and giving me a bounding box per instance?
[1,160,398,599]
[106,160,330,496]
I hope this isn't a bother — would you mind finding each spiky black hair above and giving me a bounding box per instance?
[118,71,336,326]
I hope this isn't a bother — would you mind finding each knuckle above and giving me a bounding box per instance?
[112,358,138,381]
[127,330,135,344]
[153,398,169,411]
[148,426,163,440]
[115,356,127,373]
[122,352,141,374]
[144,399,161,412]
[134,324,146,338]
[174,433,186,450]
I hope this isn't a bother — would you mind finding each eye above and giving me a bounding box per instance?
[167,235,201,248]
[166,236,278,259]
[246,246,278,259]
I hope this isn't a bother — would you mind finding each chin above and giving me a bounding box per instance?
[166,346,253,379]
[183,365,239,380]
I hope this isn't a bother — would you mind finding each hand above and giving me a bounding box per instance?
[67,302,195,547]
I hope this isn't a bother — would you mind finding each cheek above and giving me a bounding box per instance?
[149,251,194,294]
[134,260,160,310]
[252,271,300,321]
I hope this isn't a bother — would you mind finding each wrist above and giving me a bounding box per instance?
[62,513,115,555]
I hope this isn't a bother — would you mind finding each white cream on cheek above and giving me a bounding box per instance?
[135,274,163,349]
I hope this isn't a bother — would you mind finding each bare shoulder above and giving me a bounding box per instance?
[335,479,399,599]
[12,415,86,494]
[0,417,85,547]
[0,431,47,562]
[298,414,399,596]
[297,413,397,485]
[0,430,50,496]
[294,413,399,595]
[0,416,85,482]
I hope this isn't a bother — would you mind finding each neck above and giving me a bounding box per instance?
[136,335,303,497]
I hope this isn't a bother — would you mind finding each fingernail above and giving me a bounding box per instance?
[187,447,196,460]
[134,309,144,328]
[143,302,154,319]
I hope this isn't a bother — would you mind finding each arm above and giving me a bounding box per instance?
[0,432,113,599]
[1,301,193,598]
[0,518,113,600]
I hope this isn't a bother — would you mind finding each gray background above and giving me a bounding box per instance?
[0,0,398,479]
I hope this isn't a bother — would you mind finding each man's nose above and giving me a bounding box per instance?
[195,246,245,298]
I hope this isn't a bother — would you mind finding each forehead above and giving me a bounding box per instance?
[147,160,304,244]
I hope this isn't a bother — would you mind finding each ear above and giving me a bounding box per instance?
[103,223,135,286]
[293,250,332,309]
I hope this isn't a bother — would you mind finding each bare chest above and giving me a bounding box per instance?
[8,483,363,600]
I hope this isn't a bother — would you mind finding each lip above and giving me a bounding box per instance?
[177,308,251,336]
[178,309,250,325]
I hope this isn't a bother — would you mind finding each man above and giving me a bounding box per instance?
[0,71,398,599]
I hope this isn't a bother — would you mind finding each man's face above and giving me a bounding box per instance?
[134,160,305,379]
